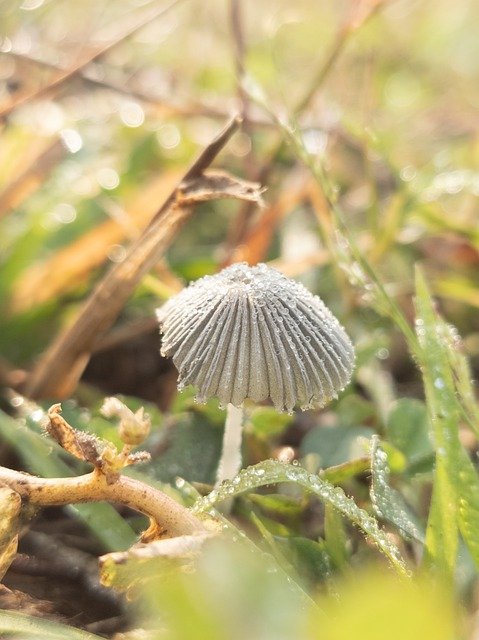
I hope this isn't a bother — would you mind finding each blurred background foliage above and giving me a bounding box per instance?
[0,0,479,638]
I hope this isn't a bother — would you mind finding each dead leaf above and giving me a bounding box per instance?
[45,404,104,467]
[178,170,264,205]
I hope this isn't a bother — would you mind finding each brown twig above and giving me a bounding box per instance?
[0,466,205,539]
[7,51,273,126]
[24,116,244,399]
[0,0,187,119]
[7,50,225,121]
[7,48,373,135]
[1,403,206,546]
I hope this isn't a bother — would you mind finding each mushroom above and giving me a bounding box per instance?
[158,262,355,485]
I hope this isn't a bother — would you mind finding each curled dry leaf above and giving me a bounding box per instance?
[177,170,264,206]
[45,403,105,467]
[44,404,150,478]
[0,487,21,581]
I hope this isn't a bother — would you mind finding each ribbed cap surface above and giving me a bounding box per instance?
[158,263,354,413]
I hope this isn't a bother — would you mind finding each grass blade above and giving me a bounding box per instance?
[370,436,424,543]
[414,267,479,575]
[193,460,410,577]
[324,504,349,570]
[0,610,104,640]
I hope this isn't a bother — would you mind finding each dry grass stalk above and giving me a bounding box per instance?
[24,116,264,399]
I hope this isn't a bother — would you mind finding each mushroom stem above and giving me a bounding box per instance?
[0,465,206,538]
[216,403,244,486]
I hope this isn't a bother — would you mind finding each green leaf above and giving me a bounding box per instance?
[414,268,479,575]
[151,411,223,484]
[311,570,456,640]
[248,511,299,579]
[0,409,136,550]
[245,493,303,520]
[386,399,434,467]
[335,395,376,428]
[0,610,105,640]
[370,436,425,543]
[319,457,370,484]
[247,407,293,440]
[439,321,479,438]
[193,460,410,577]
[248,509,291,538]
[301,425,374,468]
[434,274,479,309]
[424,472,457,580]
[284,537,335,589]
[324,504,349,569]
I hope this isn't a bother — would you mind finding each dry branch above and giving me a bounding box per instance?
[6,50,269,126]
[0,0,186,119]
[0,466,205,539]
[24,116,264,399]
[0,403,206,541]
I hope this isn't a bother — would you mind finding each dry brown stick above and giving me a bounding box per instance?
[24,116,243,400]
[0,0,186,119]
[7,50,230,122]
[222,0,387,263]
[0,466,205,538]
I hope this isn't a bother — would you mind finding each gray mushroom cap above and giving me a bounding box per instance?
[158,262,355,413]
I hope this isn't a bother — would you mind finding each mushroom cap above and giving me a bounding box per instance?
[158,262,355,413]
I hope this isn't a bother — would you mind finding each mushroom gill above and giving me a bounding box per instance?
[158,262,355,414]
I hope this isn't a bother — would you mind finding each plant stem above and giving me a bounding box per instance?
[216,403,244,486]
[0,466,205,539]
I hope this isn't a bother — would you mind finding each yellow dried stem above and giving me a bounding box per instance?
[0,466,206,540]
